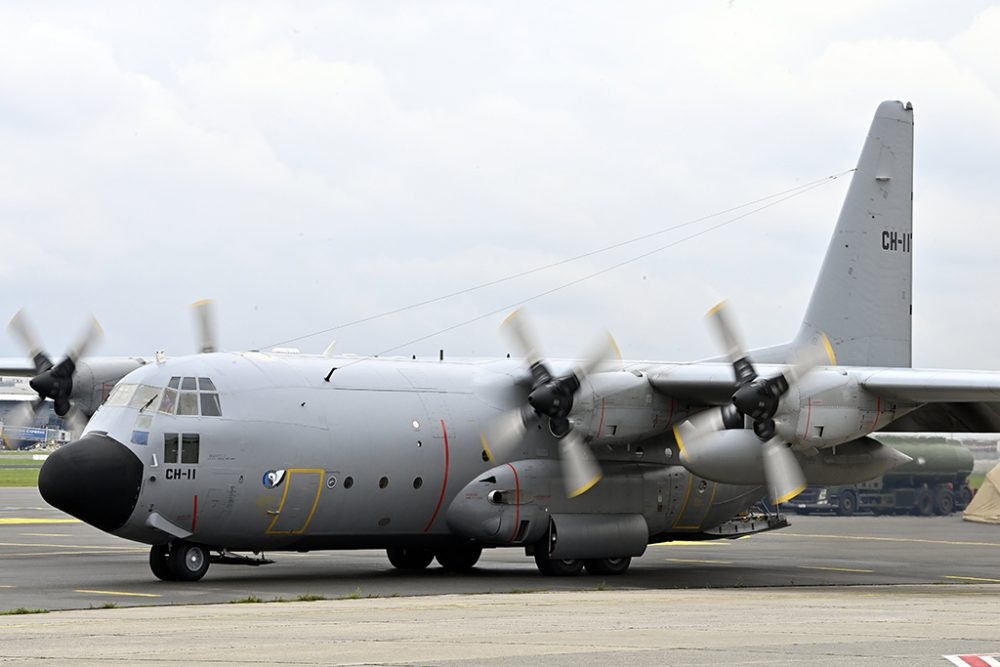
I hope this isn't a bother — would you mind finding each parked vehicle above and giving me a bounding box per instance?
[791,441,975,516]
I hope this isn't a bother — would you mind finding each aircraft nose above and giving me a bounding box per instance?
[38,433,144,532]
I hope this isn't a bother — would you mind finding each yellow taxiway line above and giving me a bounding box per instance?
[0,542,144,551]
[943,575,1000,584]
[769,532,1000,548]
[75,589,161,598]
[664,557,734,565]
[0,519,80,525]
[798,565,874,573]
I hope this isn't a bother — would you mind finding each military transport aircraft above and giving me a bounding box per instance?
[9,100,1000,582]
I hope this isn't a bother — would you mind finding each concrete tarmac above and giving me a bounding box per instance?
[3,487,1000,664]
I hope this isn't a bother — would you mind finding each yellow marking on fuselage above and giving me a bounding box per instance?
[0,519,80,525]
[798,565,873,573]
[75,589,161,598]
[944,575,1000,583]
[265,469,325,535]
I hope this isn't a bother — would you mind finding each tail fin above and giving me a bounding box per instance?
[796,100,914,368]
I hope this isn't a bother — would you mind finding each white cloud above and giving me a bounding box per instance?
[1,1,998,370]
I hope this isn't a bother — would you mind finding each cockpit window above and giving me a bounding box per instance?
[106,384,137,407]
[199,393,221,417]
[159,388,177,414]
[178,391,199,415]
[156,377,222,416]
[128,385,162,411]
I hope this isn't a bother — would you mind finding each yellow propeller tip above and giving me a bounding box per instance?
[820,333,837,365]
[480,434,495,462]
[568,473,602,498]
[705,300,728,318]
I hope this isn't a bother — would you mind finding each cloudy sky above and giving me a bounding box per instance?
[1,2,998,369]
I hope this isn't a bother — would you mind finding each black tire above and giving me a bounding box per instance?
[168,542,210,582]
[957,486,974,509]
[149,543,175,581]
[534,551,584,576]
[914,489,934,516]
[934,487,955,515]
[435,545,482,572]
[836,491,857,517]
[584,557,632,576]
[387,546,434,570]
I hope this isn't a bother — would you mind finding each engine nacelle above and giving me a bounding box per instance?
[71,358,148,415]
[572,370,676,445]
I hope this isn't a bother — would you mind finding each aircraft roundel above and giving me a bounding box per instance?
[262,470,286,489]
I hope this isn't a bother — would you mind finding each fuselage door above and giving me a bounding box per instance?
[266,469,324,535]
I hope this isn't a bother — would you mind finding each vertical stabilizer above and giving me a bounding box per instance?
[796,100,914,368]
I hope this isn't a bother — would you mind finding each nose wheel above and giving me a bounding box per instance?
[149,542,211,582]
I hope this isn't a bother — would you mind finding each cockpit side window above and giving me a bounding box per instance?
[128,385,162,411]
[159,388,177,414]
[106,384,137,407]
[181,377,197,391]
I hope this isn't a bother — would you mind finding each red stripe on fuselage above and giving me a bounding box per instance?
[423,419,451,533]
[191,495,198,533]
[505,463,520,543]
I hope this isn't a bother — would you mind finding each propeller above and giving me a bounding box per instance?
[675,301,834,504]
[480,309,620,497]
[191,299,218,354]
[5,310,103,437]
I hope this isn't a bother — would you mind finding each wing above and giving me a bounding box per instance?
[859,368,1000,432]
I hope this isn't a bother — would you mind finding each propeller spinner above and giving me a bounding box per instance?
[480,309,620,498]
[6,310,104,439]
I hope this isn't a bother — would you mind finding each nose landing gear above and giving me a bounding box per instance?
[149,542,210,582]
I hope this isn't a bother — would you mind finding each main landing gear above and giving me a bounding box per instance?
[386,545,484,572]
[534,550,633,577]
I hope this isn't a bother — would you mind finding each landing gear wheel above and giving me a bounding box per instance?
[435,545,483,572]
[534,551,584,576]
[836,491,857,516]
[934,487,955,515]
[583,557,632,576]
[168,542,210,582]
[957,486,973,509]
[914,489,934,516]
[387,546,434,570]
[149,543,175,581]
